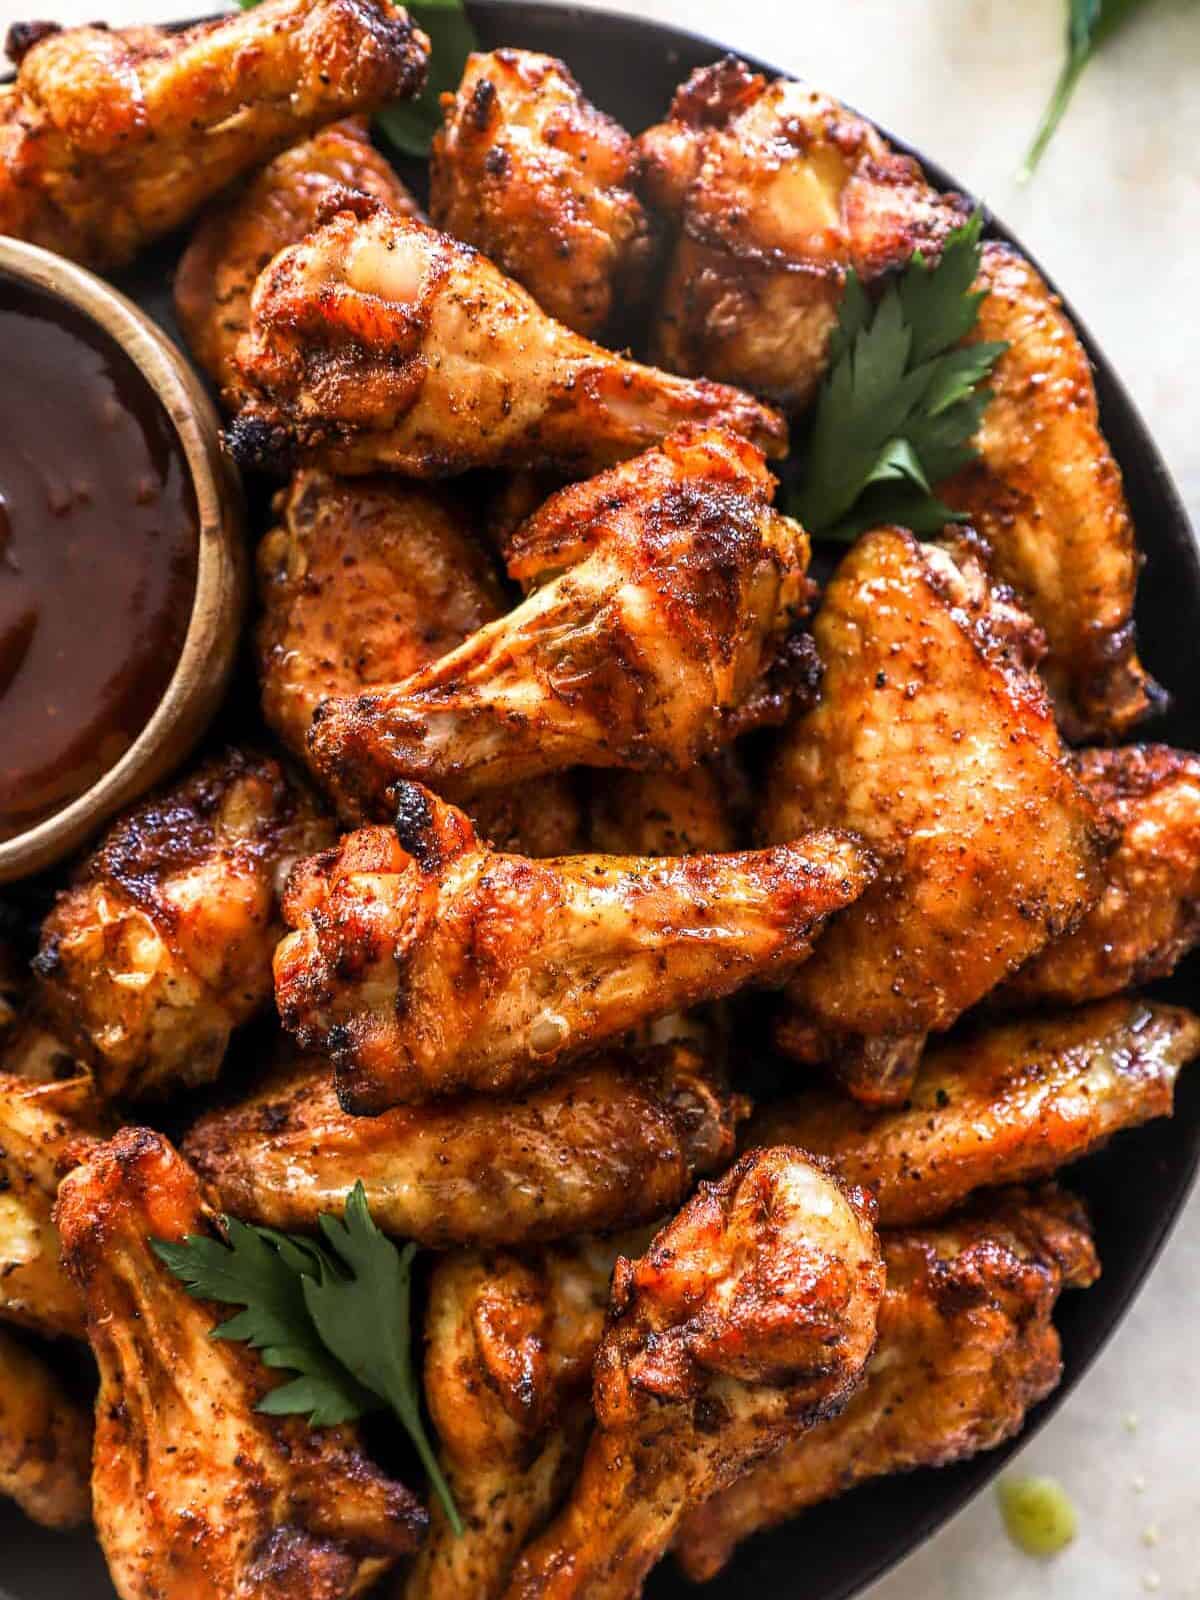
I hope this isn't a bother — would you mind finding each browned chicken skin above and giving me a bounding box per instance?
[674,1187,1098,1581]
[504,1147,883,1599]
[227,196,787,478]
[588,764,737,859]
[0,0,429,270]
[1004,746,1200,1006]
[56,1127,426,1600]
[749,998,1200,1228]
[185,1040,746,1247]
[431,49,654,336]
[766,528,1108,1104]
[33,749,333,1102]
[308,428,813,811]
[0,1325,91,1529]
[176,118,420,402]
[274,783,873,1113]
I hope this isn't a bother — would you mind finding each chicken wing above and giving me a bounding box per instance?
[674,1186,1098,1581]
[0,1071,103,1338]
[766,527,1108,1104]
[1003,746,1200,1006]
[256,468,582,852]
[33,749,333,1101]
[0,0,428,271]
[185,1040,745,1247]
[587,764,737,858]
[0,1326,91,1529]
[176,118,420,401]
[430,49,653,337]
[227,195,787,478]
[307,427,813,812]
[56,1127,426,1600]
[504,1147,883,1599]
[274,783,873,1112]
[749,998,1200,1228]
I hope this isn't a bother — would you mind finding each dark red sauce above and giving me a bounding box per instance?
[0,274,199,841]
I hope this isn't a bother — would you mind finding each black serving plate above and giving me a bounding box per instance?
[3,5,1199,1598]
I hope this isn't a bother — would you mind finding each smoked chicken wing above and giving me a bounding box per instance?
[34,749,333,1101]
[430,49,653,336]
[504,1147,883,1599]
[227,196,786,478]
[0,1326,91,1529]
[766,527,1107,1104]
[674,1187,1098,1580]
[0,0,429,270]
[273,783,873,1112]
[56,1127,426,1600]
[308,427,813,812]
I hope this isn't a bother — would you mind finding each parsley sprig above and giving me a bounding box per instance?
[789,210,1008,543]
[153,1183,462,1534]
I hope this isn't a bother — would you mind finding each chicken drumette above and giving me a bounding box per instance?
[766,527,1107,1104]
[430,49,653,337]
[0,0,428,270]
[56,1127,426,1600]
[0,1326,91,1529]
[227,196,786,478]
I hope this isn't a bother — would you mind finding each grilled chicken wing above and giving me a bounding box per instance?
[0,1071,102,1338]
[227,195,786,478]
[176,118,420,401]
[256,468,582,852]
[0,1326,91,1528]
[749,998,1200,1228]
[504,1147,883,1599]
[185,1040,745,1247]
[430,49,653,336]
[308,428,812,812]
[56,1127,425,1600]
[274,783,872,1112]
[1004,746,1200,1006]
[766,528,1107,1104]
[674,1187,1098,1581]
[34,749,333,1102]
[0,0,428,271]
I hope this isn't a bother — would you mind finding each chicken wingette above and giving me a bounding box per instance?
[308,427,813,812]
[227,194,786,478]
[674,1187,1098,1581]
[766,527,1108,1104]
[430,49,653,336]
[274,782,873,1112]
[55,1127,426,1600]
[0,0,429,270]
[184,1040,745,1247]
[748,998,1200,1228]
[504,1147,883,1599]
[0,1326,91,1529]
[33,749,333,1101]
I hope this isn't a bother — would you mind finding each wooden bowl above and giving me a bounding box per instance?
[0,237,247,883]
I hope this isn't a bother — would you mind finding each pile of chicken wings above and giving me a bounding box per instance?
[2,4,1197,1597]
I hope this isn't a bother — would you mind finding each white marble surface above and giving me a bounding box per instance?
[10,0,1200,1594]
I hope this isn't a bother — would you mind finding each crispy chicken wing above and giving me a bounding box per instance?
[0,1326,91,1529]
[256,468,582,853]
[0,0,428,271]
[430,49,653,336]
[504,1147,883,1599]
[185,1040,745,1247]
[766,528,1107,1104]
[227,195,786,479]
[749,998,1200,1228]
[56,1127,425,1600]
[274,783,873,1112]
[308,428,813,812]
[1004,746,1200,1006]
[176,118,420,401]
[674,1186,1098,1581]
[34,749,333,1102]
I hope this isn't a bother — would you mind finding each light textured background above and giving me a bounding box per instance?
[9,0,1200,1594]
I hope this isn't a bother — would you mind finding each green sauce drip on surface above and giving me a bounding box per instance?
[998,1476,1078,1557]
